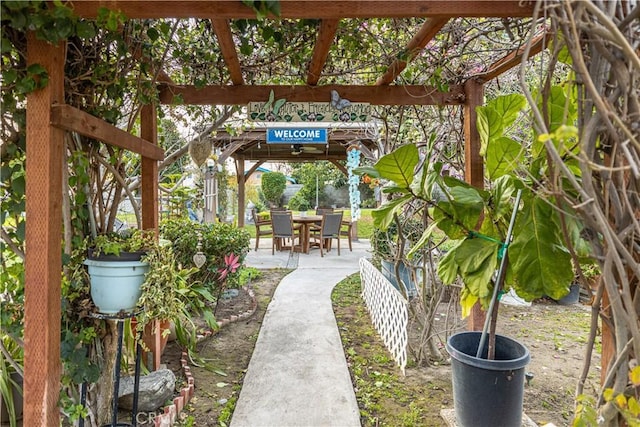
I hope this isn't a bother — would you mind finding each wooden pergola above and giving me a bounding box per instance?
[24,1,541,424]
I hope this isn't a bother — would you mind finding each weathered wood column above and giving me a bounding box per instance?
[140,103,159,232]
[24,33,65,425]
[463,79,486,331]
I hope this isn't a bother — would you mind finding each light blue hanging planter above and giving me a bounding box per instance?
[83,258,149,314]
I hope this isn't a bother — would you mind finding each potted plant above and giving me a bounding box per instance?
[370,219,423,299]
[83,230,157,314]
[359,97,580,425]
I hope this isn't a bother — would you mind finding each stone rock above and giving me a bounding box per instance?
[118,369,176,412]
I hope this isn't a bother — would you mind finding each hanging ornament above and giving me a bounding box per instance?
[189,137,212,167]
[346,145,362,222]
[192,231,206,268]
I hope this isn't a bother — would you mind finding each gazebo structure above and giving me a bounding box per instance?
[21,1,549,423]
[211,122,379,225]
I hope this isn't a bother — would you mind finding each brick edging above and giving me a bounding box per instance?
[153,286,257,426]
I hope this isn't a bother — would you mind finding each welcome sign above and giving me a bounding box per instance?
[266,128,328,144]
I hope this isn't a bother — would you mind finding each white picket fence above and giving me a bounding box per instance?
[359,258,408,374]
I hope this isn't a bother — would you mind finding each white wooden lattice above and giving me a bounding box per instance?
[359,258,408,374]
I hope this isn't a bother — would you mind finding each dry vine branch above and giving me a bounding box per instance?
[524,1,640,425]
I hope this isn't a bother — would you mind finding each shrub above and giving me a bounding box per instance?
[287,192,311,211]
[261,172,286,207]
[160,218,251,291]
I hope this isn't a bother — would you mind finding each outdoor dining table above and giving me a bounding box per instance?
[292,214,322,254]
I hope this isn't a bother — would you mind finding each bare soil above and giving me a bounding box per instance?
[161,271,599,426]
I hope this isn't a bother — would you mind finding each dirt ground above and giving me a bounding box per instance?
[161,270,599,426]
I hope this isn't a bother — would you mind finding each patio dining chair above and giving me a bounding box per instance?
[251,208,272,251]
[340,219,354,252]
[271,211,302,255]
[310,211,343,257]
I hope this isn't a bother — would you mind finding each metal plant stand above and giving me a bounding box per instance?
[90,311,143,427]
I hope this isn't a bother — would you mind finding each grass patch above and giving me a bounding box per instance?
[332,273,450,426]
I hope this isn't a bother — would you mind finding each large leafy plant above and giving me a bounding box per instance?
[362,91,581,320]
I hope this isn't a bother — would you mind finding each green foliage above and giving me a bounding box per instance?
[0,336,23,427]
[89,229,158,257]
[369,92,583,318]
[289,162,347,208]
[287,192,311,211]
[476,94,527,179]
[136,245,216,351]
[137,246,198,326]
[160,218,251,290]
[260,172,287,207]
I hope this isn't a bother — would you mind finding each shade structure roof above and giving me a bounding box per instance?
[213,122,379,162]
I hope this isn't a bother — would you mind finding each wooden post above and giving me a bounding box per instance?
[463,79,485,331]
[140,103,159,232]
[24,33,65,426]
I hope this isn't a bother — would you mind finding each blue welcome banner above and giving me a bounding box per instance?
[266,128,328,144]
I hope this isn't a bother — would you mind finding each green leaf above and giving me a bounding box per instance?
[476,106,502,156]
[509,198,574,300]
[488,94,526,130]
[2,69,17,85]
[541,86,577,133]
[1,37,13,54]
[433,184,484,238]
[436,241,462,285]
[371,194,412,230]
[374,144,418,188]
[146,27,160,41]
[490,175,515,220]
[201,309,217,329]
[486,136,524,179]
[353,165,379,178]
[75,20,96,39]
[454,238,499,275]
[11,174,25,196]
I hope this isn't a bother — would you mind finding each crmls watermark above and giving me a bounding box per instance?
[135,411,160,424]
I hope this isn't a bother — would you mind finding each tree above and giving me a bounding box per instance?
[260,172,287,208]
[290,162,345,208]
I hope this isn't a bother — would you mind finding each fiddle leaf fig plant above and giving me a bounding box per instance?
[360,92,580,321]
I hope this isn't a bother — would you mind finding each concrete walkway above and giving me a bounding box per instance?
[230,238,371,427]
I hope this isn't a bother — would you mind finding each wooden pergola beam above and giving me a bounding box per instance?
[69,1,535,19]
[50,104,165,160]
[211,18,244,85]
[307,19,340,85]
[159,84,465,105]
[376,17,448,85]
[473,31,548,83]
[24,33,65,427]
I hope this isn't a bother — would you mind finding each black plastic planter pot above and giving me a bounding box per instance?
[446,332,530,427]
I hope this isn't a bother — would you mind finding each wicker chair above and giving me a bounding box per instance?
[271,211,301,255]
[311,211,343,256]
[251,209,272,251]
